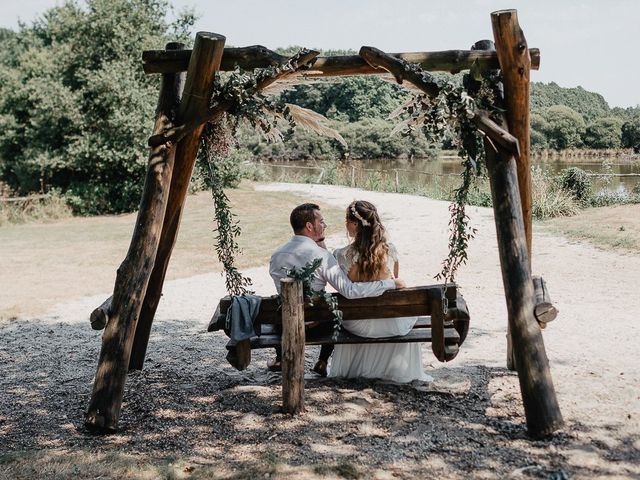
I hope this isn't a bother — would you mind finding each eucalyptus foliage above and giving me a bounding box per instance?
[286,258,343,339]
[202,118,253,296]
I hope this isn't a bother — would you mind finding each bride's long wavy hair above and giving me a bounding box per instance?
[347,200,391,281]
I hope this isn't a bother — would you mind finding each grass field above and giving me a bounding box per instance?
[3,182,638,320]
[541,203,640,253]
[0,183,344,319]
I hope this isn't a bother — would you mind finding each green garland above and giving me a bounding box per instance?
[202,50,314,296]
[393,67,501,283]
[203,118,253,296]
[203,50,502,293]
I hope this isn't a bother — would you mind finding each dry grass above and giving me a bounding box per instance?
[541,203,640,253]
[0,182,344,319]
[0,193,73,225]
[0,449,347,480]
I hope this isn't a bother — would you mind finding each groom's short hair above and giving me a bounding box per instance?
[290,203,320,233]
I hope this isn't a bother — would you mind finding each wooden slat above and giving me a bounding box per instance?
[249,326,460,348]
[259,315,433,335]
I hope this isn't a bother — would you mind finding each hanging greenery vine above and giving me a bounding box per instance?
[202,49,345,296]
[203,117,253,296]
[390,63,502,283]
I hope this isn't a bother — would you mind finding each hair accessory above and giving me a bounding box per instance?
[350,203,370,226]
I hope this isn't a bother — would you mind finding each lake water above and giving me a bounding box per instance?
[263,155,640,194]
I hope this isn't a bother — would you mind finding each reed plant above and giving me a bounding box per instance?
[0,192,72,226]
[532,167,580,219]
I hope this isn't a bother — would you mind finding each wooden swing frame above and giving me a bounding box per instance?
[84,9,564,439]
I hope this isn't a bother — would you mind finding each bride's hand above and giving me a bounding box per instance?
[393,278,406,289]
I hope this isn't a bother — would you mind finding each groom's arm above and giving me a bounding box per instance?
[321,252,400,299]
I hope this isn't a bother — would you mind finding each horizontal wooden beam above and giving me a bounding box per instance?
[142,45,541,76]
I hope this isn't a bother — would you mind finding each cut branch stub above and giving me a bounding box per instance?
[359,46,439,97]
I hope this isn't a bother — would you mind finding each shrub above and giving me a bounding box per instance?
[590,187,639,207]
[558,167,592,204]
[532,167,580,219]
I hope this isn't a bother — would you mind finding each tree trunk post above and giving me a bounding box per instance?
[84,42,186,433]
[128,32,226,371]
[280,278,305,415]
[484,141,564,438]
[491,10,532,371]
[491,9,532,258]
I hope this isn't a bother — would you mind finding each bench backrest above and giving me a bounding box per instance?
[209,284,461,330]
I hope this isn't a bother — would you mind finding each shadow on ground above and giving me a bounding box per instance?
[1,317,637,479]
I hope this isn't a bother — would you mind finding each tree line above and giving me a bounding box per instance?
[1,0,639,215]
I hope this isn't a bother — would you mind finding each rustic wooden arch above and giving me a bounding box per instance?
[85,9,563,439]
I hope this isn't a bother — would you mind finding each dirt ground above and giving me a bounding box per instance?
[1,183,639,479]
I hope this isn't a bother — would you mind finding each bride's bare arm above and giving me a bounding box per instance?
[394,261,399,278]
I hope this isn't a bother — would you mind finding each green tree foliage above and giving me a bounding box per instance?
[542,105,586,150]
[238,118,437,160]
[621,115,640,153]
[281,76,410,122]
[530,112,549,150]
[0,0,195,214]
[531,82,610,122]
[583,117,623,149]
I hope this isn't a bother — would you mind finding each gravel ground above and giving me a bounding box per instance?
[1,183,638,479]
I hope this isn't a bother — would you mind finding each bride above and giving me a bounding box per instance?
[328,200,433,383]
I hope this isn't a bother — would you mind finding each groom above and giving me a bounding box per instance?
[269,203,405,376]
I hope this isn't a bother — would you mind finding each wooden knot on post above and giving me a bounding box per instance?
[280,278,305,414]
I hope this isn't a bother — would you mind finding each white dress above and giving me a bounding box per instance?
[328,244,433,383]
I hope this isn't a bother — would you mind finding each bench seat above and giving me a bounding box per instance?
[209,284,470,365]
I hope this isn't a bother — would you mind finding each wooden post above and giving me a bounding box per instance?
[430,292,445,362]
[484,141,564,438]
[84,42,186,433]
[280,278,305,415]
[128,33,226,370]
[492,9,532,261]
[492,10,532,370]
[490,11,533,371]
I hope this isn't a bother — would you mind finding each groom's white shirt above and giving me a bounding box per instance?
[269,235,395,298]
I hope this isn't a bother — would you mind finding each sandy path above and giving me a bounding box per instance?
[2,183,639,478]
[254,184,640,429]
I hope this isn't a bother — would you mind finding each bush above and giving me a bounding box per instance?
[558,167,592,204]
[532,167,580,219]
[590,187,640,207]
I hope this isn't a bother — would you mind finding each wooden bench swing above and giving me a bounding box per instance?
[209,284,471,367]
[84,9,564,439]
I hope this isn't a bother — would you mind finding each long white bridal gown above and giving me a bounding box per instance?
[328,244,433,383]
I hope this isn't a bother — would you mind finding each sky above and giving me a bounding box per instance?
[2,0,639,108]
